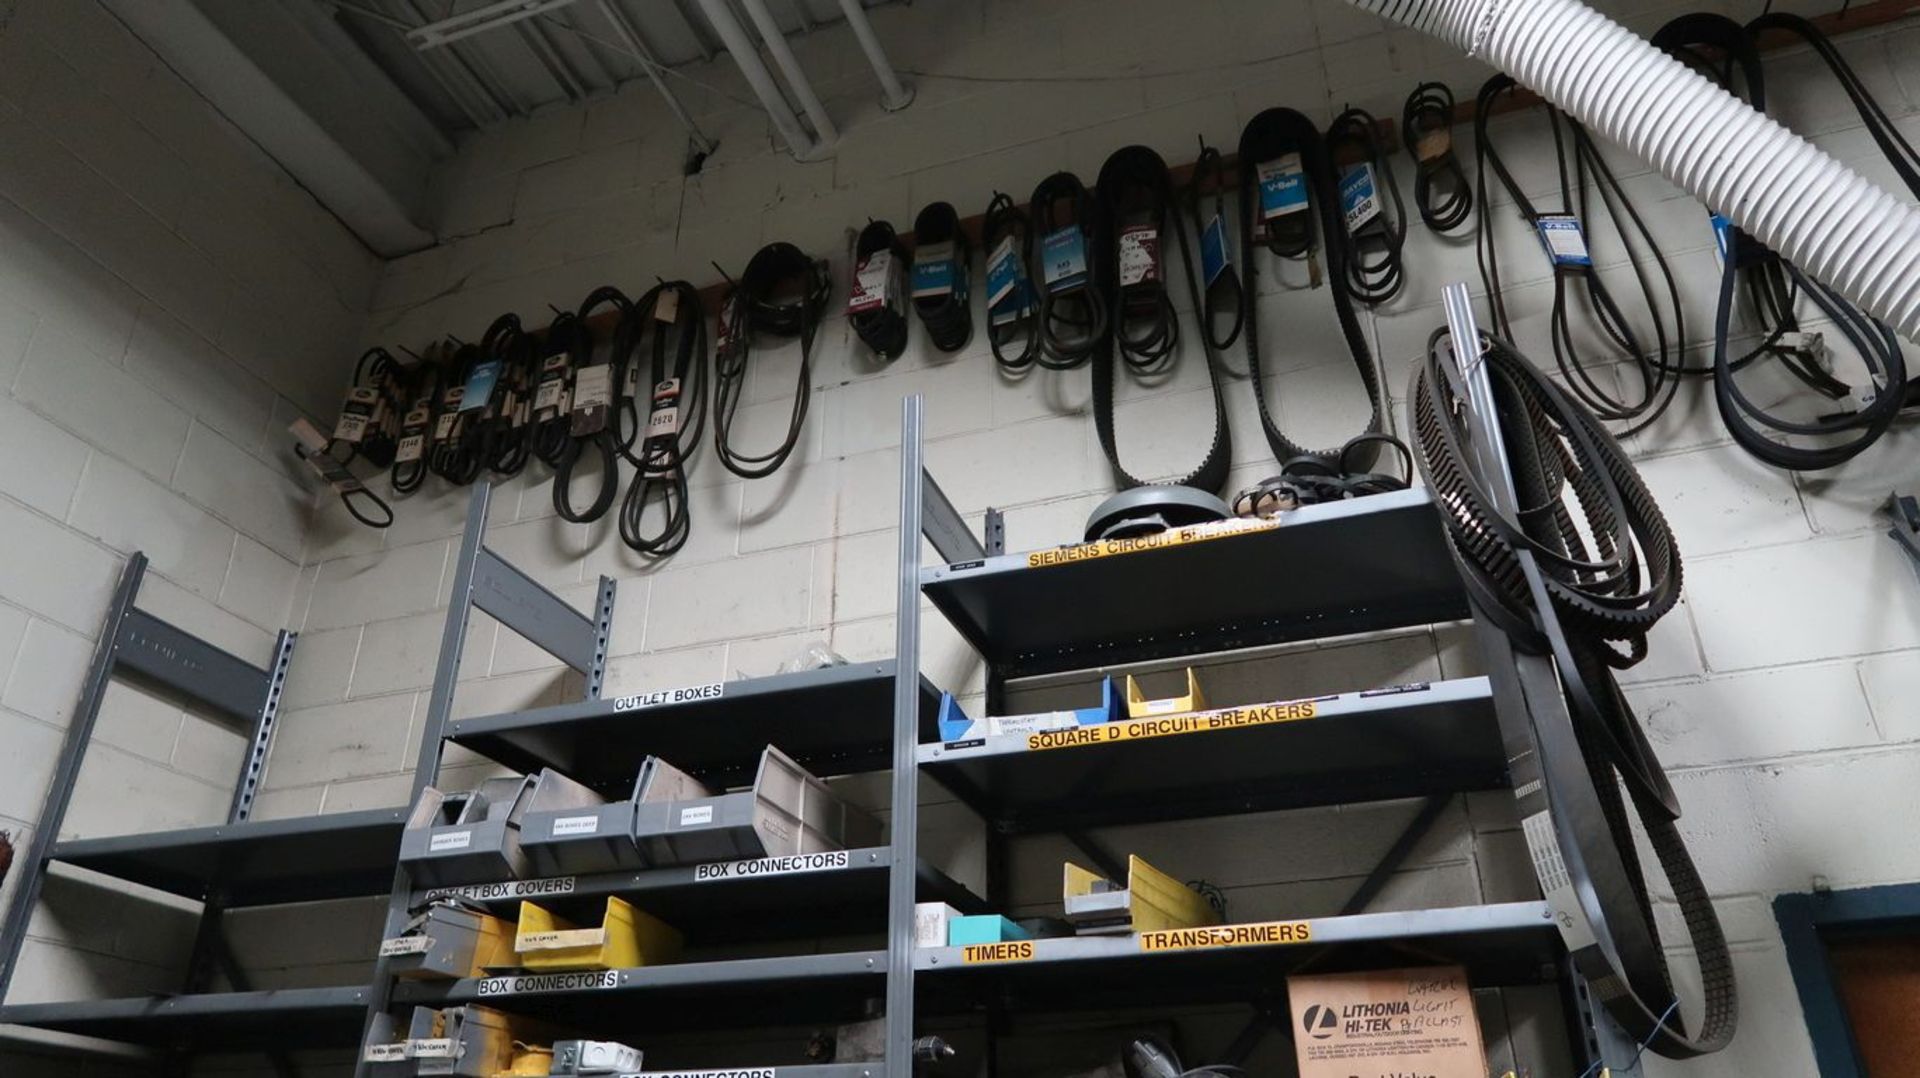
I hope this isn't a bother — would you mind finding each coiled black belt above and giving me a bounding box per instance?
[1091,145,1231,493]
[429,342,485,486]
[714,242,827,479]
[850,220,910,360]
[551,286,630,523]
[1412,327,1735,1061]
[1473,75,1685,435]
[1029,171,1107,370]
[911,201,972,354]
[1235,107,1386,468]
[390,354,440,497]
[1401,82,1472,234]
[479,313,533,477]
[620,280,707,555]
[1324,107,1407,306]
[983,191,1039,372]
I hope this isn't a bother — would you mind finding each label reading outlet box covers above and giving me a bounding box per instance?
[551,815,600,837]
[429,830,472,852]
[1535,214,1592,267]
[1256,154,1309,220]
[1287,965,1486,1078]
[679,805,715,827]
[424,877,577,903]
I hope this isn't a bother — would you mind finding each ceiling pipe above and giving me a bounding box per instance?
[835,0,912,111]
[738,0,838,148]
[695,0,822,159]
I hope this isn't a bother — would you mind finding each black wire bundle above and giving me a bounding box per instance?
[1029,171,1108,370]
[390,354,442,496]
[479,313,533,477]
[551,287,631,523]
[1235,107,1387,468]
[620,280,708,555]
[1411,326,1735,1060]
[428,342,485,486]
[1473,74,1686,436]
[1324,107,1408,306]
[1186,142,1244,353]
[983,191,1039,372]
[713,242,828,479]
[1402,82,1472,234]
[911,201,973,353]
[1091,144,1232,493]
[850,219,910,360]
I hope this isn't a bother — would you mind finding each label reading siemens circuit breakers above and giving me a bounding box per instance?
[1041,225,1089,294]
[1338,163,1381,234]
[1535,214,1593,268]
[1255,154,1309,220]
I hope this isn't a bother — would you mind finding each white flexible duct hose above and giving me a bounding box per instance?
[1346,0,1920,341]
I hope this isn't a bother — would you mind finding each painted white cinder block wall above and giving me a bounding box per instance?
[0,0,378,1060]
[282,2,1920,1075]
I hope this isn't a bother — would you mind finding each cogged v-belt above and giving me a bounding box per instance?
[1092,145,1232,493]
[1236,107,1386,469]
[550,286,632,522]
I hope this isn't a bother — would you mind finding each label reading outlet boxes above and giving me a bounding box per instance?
[1287,965,1486,1078]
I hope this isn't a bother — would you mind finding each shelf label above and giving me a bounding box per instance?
[550,815,600,837]
[694,849,850,881]
[962,941,1035,964]
[1022,516,1281,569]
[423,876,577,903]
[613,682,725,712]
[476,969,621,996]
[516,926,608,950]
[1137,920,1313,952]
[640,1070,779,1078]
[679,804,715,826]
[409,1038,457,1059]
[428,829,472,852]
[362,1042,408,1062]
[1025,699,1319,752]
[379,935,434,957]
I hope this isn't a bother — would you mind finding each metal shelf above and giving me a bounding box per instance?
[921,489,1469,678]
[921,678,1505,832]
[915,902,1559,1015]
[0,986,371,1050]
[448,661,942,790]
[392,952,886,1031]
[411,847,985,941]
[50,808,407,906]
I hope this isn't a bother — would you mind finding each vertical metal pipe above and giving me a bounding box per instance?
[835,0,911,110]
[739,0,838,145]
[695,0,819,157]
[597,0,717,153]
[884,394,926,1077]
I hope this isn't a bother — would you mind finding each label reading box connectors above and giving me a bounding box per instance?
[1040,225,1089,293]
[1339,162,1381,234]
[1138,920,1313,952]
[962,941,1035,964]
[1535,214,1592,267]
[693,850,850,881]
[1201,213,1231,286]
[476,970,621,996]
[1255,154,1309,220]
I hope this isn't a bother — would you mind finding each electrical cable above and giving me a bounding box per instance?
[619,280,708,556]
[983,191,1040,372]
[1473,74,1686,436]
[850,219,911,360]
[911,201,973,353]
[551,286,632,523]
[1029,171,1109,370]
[1411,325,1735,1059]
[1091,144,1232,493]
[1185,141,1245,354]
[713,242,828,479]
[1235,107,1387,468]
[1324,107,1409,305]
[1402,82,1473,234]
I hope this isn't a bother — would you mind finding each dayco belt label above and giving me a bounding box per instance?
[424,876,577,902]
[1025,700,1319,751]
[962,941,1035,964]
[641,1070,778,1078]
[1024,516,1279,568]
[694,849,850,881]
[1138,920,1313,952]
[1338,162,1381,234]
[476,969,621,996]
[614,682,725,711]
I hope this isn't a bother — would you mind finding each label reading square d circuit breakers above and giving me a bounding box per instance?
[1288,965,1486,1078]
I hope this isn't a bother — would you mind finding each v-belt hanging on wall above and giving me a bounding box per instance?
[911,201,973,353]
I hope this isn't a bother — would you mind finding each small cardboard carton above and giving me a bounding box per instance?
[1287,965,1487,1078]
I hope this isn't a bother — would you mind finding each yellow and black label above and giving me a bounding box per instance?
[1025,700,1318,752]
[1137,920,1314,952]
[961,941,1035,964]
[1023,518,1281,569]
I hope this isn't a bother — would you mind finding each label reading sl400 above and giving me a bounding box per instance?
[1338,163,1381,234]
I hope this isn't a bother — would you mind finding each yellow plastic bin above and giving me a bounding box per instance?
[513,895,681,971]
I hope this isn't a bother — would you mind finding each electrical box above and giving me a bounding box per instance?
[1286,965,1487,1078]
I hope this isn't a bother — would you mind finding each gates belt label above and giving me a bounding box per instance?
[1024,516,1279,569]
[1025,699,1318,751]
[476,969,621,996]
[962,941,1034,964]
[1138,920,1313,951]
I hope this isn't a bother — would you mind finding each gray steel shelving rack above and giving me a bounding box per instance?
[887,392,1649,1076]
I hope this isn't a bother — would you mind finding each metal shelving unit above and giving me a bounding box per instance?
[889,393,1645,1077]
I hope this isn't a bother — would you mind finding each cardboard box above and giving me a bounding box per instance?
[1286,965,1486,1078]
[915,902,960,948]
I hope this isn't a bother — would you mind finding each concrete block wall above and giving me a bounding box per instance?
[282,1,1920,1074]
[0,0,379,1057]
